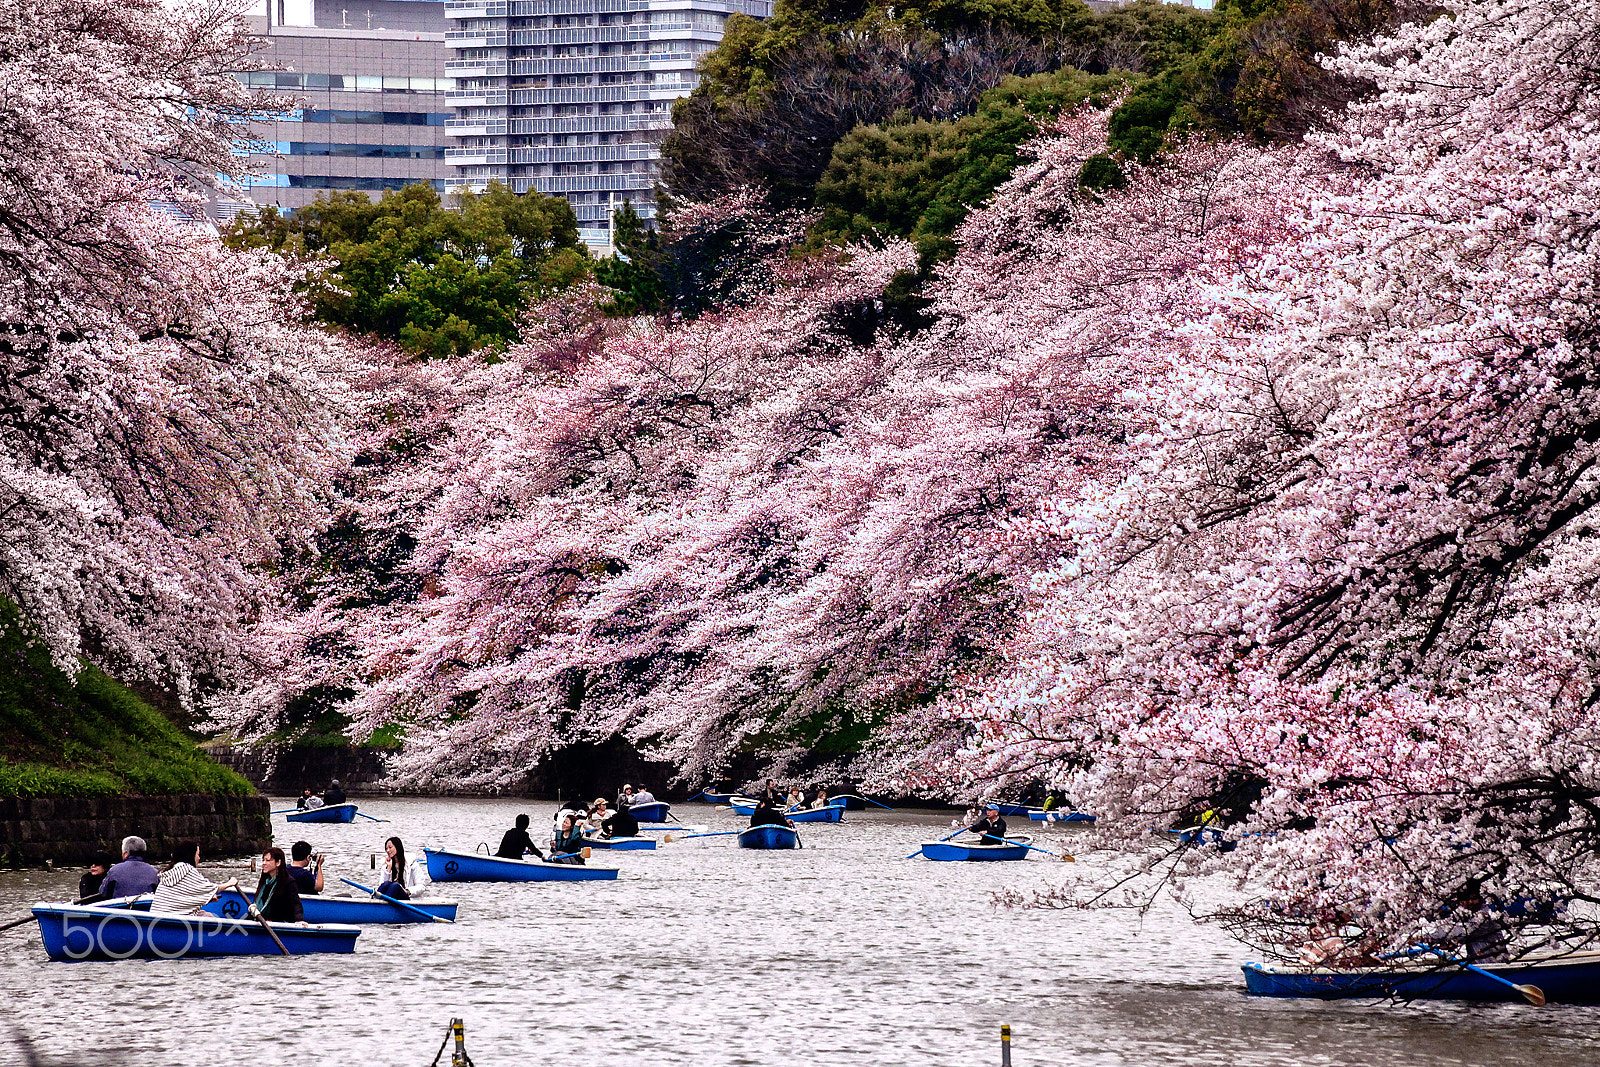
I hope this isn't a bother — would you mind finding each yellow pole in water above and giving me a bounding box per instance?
[451,1018,467,1067]
[1001,1024,1011,1067]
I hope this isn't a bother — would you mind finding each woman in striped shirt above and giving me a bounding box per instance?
[151,841,236,914]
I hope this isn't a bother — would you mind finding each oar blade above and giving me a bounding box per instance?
[1516,983,1546,1007]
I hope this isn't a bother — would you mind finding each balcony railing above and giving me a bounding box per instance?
[444,31,509,47]
[445,60,509,77]
[508,114,671,134]
[507,143,659,164]
[508,53,694,75]
[444,88,510,106]
[444,0,507,17]
[529,174,655,193]
[446,119,510,136]
[446,148,511,164]
[509,83,693,105]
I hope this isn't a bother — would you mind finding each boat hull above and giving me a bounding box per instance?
[729,800,842,821]
[993,803,1036,817]
[1242,954,1600,1004]
[737,826,801,849]
[698,791,734,804]
[422,847,618,882]
[627,802,671,823]
[202,889,457,924]
[785,805,844,823]
[285,803,358,823]
[32,903,359,961]
[1029,811,1096,823]
[582,835,656,851]
[920,837,1031,861]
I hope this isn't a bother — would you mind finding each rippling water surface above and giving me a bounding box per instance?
[3,797,1597,1066]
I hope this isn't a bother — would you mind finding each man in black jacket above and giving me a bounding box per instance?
[323,780,347,805]
[750,799,793,829]
[966,806,1008,844]
[602,800,639,839]
[495,814,545,860]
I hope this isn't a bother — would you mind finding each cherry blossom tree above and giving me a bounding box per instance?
[886,0,1600,960]
[228,122,1309,792]
[1,0,356,696]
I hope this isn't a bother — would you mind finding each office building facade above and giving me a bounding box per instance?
[236,0,454,216]
[442,0,772,245]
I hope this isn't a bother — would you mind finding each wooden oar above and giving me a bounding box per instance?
[339,877,454,924]
[355,812,389,823]
[1,893,116,934]
[664,830,742,843]
[1415,945,1545,1006]
[904,826,968,860]
[245,897,292,956]
[845,794,895,810]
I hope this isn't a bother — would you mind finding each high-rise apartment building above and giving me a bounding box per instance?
[234,0,454,216]
[231,0,767,246]
[442,0,771,245]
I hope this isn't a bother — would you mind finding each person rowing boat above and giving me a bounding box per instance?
[966,805,1008,844]
[496,814,546,860]
[601,799,639,839]
[750,798,794,829]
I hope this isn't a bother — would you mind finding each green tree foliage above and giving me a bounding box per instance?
[0,599,254,798]
[813,69,1123,257]
[593,202,669,316]
[1107,0,1413,153]
[222,181,590,358]
[667,0,1406,247]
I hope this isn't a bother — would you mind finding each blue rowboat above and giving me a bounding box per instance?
[726,799,758,816]
[582,835,656,851]
[785,804,844,823]
[422,846,618,882]
[920,836,1032,861]
[738,825,801,849]
[1242,952,1600,1003]
[31,902,360,961]
[201,889,457,925]
[285,803,358,823]
[1029,810,1096,823]
[992,803,1037,817]
[627,801,671,823]
[697,791,734,804]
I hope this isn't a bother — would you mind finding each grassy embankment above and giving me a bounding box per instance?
[0,598,252,798]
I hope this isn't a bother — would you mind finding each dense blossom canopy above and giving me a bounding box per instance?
[0,0,355,693]
[888,0,1600,957]
[218,0,1600,955]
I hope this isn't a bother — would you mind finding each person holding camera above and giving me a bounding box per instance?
[287,839,325,895]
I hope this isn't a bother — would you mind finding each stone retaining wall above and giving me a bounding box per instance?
[0,794,272,867]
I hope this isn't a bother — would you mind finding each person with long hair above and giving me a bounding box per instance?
[252,846,304,922]
[151,841,236,914]
[550,814,586,864]
[376,836,412,899]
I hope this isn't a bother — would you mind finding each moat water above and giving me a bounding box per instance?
[3,797,1596,1065]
